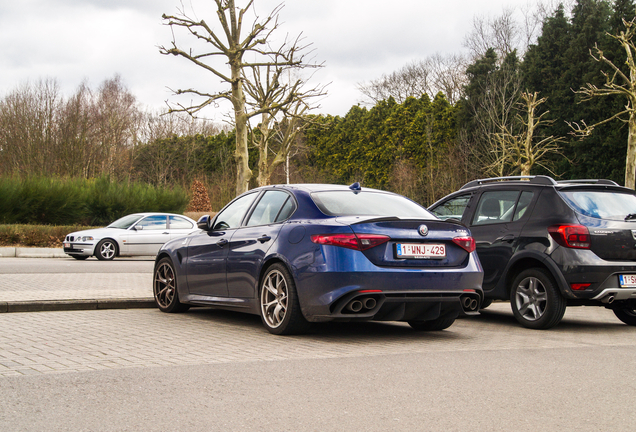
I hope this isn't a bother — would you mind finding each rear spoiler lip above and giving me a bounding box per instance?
[334,215,465,226]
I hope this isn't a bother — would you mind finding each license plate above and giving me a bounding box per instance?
[619,274,636,287]
[64,243,70,248]
[396,243,445,259]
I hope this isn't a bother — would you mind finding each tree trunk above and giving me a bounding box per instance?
[231,64,252,196]
[626,110,636,189]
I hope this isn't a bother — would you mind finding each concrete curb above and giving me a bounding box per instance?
[0,298,156,313]
[0,247,67,258]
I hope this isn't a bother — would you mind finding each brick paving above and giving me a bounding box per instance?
[0,273,152,301]
[1,303,634,377]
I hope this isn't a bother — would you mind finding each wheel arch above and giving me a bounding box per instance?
[257,255,292,288]
[503,251,572,299]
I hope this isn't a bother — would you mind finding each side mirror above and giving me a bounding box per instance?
[133,225,144,231]
[197,215,211,231]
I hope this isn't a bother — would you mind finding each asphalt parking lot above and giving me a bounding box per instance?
[1,256,636,431]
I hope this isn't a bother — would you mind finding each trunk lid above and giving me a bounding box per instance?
[339,217,473,268]
[583,218,636,261]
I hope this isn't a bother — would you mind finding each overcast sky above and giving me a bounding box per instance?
[1,0,537,119]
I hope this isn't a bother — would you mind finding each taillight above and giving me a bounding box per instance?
[452,236,476,253]
[548,225,590,249]
[310,233,390,251]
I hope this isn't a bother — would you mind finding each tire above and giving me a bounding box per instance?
[95,239,117,261]
[479,298,493,310]
[154,257,190,313]
[259,263,309,335]
[613,302,636,326]
[71,255,89,260]
[510,268,566,329]
[408,314,456,331]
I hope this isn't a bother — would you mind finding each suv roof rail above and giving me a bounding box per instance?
[555,179,619,186]
[460,175,557,190]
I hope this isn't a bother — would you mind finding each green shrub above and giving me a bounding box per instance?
[0,224,96,247]
[0,176,189,226]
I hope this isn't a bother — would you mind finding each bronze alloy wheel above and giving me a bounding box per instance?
[260,268,289,329]
[259,263,309,335]
[154,258,189,313]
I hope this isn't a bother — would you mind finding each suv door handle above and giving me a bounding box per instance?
[217,239,229,247]
[498,234,515,242]
[257,235,272,243]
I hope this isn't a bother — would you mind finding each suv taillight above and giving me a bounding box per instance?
[548,225,591,249]
[311,233,390,251]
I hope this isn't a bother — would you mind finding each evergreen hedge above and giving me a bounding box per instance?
[0,176,189,226]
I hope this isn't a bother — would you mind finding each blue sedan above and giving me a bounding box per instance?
[153,183,484,334]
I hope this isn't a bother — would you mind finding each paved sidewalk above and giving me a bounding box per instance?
[0,256,156,313]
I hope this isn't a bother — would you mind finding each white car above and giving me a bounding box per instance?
[63,213,199,260]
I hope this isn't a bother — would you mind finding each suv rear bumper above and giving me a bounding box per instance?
[592,288,636,302]
[553,248,636,300]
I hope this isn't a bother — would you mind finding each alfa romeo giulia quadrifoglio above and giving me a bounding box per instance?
[153,183,484,335]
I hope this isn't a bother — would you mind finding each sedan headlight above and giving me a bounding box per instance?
[82,236,94,242]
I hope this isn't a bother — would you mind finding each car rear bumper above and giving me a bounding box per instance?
[295,248,484,322]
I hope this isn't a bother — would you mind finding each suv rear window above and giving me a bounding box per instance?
[559,190,636,220]
[311,191,435,218]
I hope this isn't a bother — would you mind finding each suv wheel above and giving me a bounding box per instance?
[510,268,566,329]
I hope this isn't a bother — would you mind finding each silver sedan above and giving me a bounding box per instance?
[63,213,199,260]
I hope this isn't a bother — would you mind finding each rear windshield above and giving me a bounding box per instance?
[311,191,435,219]
[559,190,636,220]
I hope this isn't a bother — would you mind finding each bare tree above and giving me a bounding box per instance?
[570,18,636,189]
[468,58,523,177]
[358,53,467,105]
[160,0,320,195]
[92,76,142,178]
[0,79,61,176]
[497,92,563,175]
[243,63,326,186]
[464,4,550,62]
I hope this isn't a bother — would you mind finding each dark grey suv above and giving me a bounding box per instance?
[429,176,636,329]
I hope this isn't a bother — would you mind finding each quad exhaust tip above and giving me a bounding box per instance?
[461,295,480,312]
[344,296,378,314]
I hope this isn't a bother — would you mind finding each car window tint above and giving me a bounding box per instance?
[247,191,291,226]
[275,197,296,222]
[213,192,257,230]
[311,191,434,218]
[430,195,471,220]
[136,215,167,230]
[472,191,520,225]
[169,216,194,229]
[513,191,534,221]
[559,190,636,220]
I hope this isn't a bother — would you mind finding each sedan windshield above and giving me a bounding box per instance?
[559,190,636,220]
[107,214,144,229]
[311,191,435,219]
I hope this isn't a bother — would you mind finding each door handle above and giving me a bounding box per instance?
[257,235,272,243]
[498,234,515,242]
[217,239,229,247]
